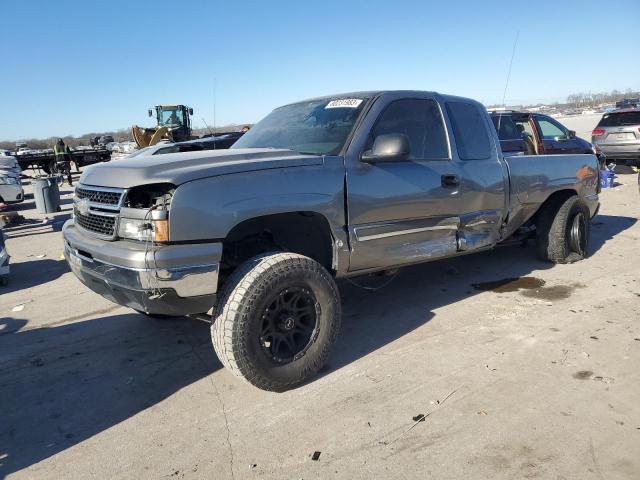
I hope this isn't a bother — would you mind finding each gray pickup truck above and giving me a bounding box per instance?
[63,91,600,391]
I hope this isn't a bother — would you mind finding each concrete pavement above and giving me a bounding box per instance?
[1,173,639,479]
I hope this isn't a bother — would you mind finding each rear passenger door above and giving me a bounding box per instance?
[444,101,508,251]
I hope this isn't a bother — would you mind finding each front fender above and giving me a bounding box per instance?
[168,157,346,242]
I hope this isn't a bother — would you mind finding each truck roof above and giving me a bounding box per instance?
[487,110,534,115]
[279,90,478,108]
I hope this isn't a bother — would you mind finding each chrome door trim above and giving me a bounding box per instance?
[354,216,460,242]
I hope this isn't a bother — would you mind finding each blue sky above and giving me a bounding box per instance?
[1,0,638,141]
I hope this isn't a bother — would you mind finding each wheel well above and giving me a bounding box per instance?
[221,212,334,276]
[529,189,578,225]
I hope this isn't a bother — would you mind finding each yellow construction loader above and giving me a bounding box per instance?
[131,104,194,148]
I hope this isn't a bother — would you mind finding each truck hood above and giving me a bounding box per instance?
[79,148,323,188]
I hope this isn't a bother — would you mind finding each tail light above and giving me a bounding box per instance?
[592,129,605,136]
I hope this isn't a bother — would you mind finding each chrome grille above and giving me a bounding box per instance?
[75,186,122,206]
[75,211,117,237]
[73,184,125,239]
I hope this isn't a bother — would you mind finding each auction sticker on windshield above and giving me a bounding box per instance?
[325,99,363,109]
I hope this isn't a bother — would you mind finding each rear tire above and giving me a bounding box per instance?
[536,195,590,263]
[212,252,340,392]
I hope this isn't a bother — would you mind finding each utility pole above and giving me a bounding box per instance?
[213,78,217,135]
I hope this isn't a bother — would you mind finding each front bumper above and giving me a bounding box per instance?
[63,220,221,315]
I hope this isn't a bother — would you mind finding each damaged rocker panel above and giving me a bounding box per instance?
[349,210,502,271]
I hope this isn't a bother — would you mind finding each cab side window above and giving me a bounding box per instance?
[372,99,449,160]
[445,102,491,160]
[515,119,535,137]
[535,117,568,140]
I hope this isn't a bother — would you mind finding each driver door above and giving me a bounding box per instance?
[344,94,463,271]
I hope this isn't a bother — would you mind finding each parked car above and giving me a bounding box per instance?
[63,90,599,391]
[591,109,640,166]
[615,98,640,109]
[0,172,23,204]
[0,151,22,176]
[489,110,598,155]
[90,135,115,147]
[115,132,245,160]
[0,227,8,286]
[15,147,32,156]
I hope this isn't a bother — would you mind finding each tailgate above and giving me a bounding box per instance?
[599,128,640,145]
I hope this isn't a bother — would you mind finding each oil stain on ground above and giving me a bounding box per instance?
[522,285,579,301]
[472,277,583,301]
[472,277,545,293]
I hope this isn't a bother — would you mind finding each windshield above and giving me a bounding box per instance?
[159,108,183,127]
[232,97,368,155]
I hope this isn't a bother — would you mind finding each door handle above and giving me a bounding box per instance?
[441,174,460,187]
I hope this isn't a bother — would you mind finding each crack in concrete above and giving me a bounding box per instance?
[213,379,236,480]
[182,328,235,480]
[589,437,605,480]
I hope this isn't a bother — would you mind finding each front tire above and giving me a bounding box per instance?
[536,195,590,263]
[212,252,341,392]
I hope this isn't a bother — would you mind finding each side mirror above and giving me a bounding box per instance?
[188,108,194,116]
[148,109,153,117]
[568,130,576,138]
[361,133,411,162]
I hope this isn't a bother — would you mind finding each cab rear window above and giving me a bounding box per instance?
[597,112,640,127]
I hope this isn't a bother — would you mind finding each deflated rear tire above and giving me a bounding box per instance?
[536,195,590,263]
[212,252,341,392]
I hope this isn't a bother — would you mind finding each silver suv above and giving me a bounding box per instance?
[592,109,640,165]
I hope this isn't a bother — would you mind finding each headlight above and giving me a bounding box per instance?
[0,176,18,185]
[118,218,154,242]
[118,210,169,242]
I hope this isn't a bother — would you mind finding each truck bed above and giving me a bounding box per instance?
[503,153,600,237]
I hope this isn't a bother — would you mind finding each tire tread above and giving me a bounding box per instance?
[211,252,340,391]
[536,195,589,263]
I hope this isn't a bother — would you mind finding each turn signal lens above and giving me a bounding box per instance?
[153,219,169,243]
[592,129,605,136]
